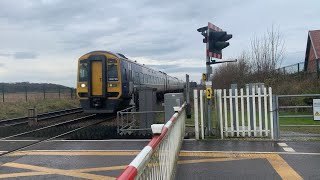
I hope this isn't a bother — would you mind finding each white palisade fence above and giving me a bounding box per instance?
[117,103,186,180]
[215,87,274,139]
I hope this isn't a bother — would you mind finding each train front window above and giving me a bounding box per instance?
[108,64,118,81]
[79,62,88,82]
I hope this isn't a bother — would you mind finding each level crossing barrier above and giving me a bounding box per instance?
[117,102,186,180]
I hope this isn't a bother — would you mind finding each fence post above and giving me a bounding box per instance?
[200,90,205,139]
[25,85,28,102]
[43,84,46,100]
[193,89,199,140]
[317,59,319,79]
[272,95,280,140]
[2,84,4,102]
[58,87,61,99]
[70,88,73,99]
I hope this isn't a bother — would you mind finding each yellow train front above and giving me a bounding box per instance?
[76,51,184,113]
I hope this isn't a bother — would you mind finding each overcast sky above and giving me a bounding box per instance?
[0,0,319,87]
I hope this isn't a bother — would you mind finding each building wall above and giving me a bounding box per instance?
[307,46,317,72]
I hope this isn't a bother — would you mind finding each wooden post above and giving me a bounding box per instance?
[43,84,46,99]
[2,84,4,102]
[25,85,28,102]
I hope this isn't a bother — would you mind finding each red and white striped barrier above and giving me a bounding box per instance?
[117,103,186,180]
[207,50,222,59]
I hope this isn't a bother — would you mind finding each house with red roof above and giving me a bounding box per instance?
[304,30,320,72]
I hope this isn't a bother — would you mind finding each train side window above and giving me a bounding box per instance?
[140,73,144,83]
[134,72,139,83]
[129,70,132,81]
[124,69,127,81]
[145,74,148,83]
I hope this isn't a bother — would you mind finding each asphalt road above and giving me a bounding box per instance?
[0,139,319,179]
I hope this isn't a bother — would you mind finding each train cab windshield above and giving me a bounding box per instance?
[79,61,88,82]
[108,64,118,81]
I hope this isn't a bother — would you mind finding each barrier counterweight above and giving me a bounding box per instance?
[117,103,186,180]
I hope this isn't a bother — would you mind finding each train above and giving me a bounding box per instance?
[76,51,185,113]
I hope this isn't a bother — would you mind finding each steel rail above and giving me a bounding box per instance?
[0,107,82,128]
[0,114,96,140]
[0,115,116,158]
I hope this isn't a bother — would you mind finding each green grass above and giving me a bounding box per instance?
[279,111,320,125]
[0,99,80,120]
[186,105,320,135]
[278,111,320,133]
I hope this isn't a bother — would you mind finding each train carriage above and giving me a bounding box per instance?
[76,51,184,113]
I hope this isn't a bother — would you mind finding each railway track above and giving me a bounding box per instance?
[0,107,83,128]
[0,114,116,157]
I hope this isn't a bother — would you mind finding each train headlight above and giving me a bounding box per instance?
[109,83,117,87]
[80,83,86,88]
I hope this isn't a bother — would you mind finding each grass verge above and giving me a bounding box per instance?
[0,99,80,120]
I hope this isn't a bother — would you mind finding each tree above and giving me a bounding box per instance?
[212,25,286,87]
[251,25,285,81]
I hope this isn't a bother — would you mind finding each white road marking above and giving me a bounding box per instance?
[277,142,296,152]
[277,143,288,147]
[283,147,296,152]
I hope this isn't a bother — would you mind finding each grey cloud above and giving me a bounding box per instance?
[0,63,5,67]
[13,52,37,59]
[0,53,11,57]
[0,0,319,86]
[0,0,223,60]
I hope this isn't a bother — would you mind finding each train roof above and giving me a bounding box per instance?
[80,50,184,82]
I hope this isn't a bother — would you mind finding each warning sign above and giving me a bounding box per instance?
[313,99,320,121]
[206,88,212,99]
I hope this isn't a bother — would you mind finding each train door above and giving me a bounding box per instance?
[91,61,103,96]
[121,61,129,97]
[128,63,133,95]
[88,55,107,98]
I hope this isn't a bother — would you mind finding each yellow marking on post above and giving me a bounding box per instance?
[9,150,140,156]
[202,73,207,81]
[266,154,303,180]
[2,163,115,180]
[206,88,212,99]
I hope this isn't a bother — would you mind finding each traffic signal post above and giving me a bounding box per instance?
[197,22,233,136]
